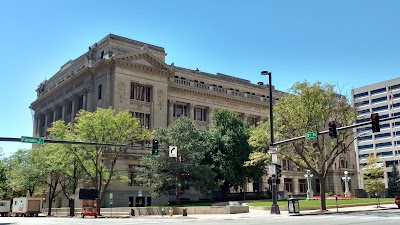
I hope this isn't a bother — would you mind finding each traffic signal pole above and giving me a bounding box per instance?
[272,114,400,146]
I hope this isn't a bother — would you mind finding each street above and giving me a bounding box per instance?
[2,209,400,225]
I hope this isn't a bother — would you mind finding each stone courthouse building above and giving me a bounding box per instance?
[30,34,357,207]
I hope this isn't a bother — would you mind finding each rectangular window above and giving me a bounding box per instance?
[299,179,306,193]
[390,84,400,91]
[376,151,393,157]
[380,123,390,129]
[371,96,387,104]
[393,103,400,108]
[247,117,257,126]
[355,100,370,107]
[358,135,372,141]
[371,87,386,95]
[130,83,151,102]
[375,132,391,139]
[354,92,368,99]
[195,107,207,121]
[98,84,102,100]
[358,144,373,150]
[375,142,392,148]
[174,104,187,117]
[78,95,84,110]
[356,118,370,123]
[131,112,151,128]
[284,178,293,192]
[372,105,388,112]
[357,109,370,115]
[128,165,143,186]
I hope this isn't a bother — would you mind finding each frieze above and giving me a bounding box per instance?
[157,90,165,110]
[117,82,126,103]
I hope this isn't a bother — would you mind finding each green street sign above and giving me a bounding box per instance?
[305,132,317,139]
[20,136,44,144]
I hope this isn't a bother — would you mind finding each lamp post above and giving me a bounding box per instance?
[261,71,280,214]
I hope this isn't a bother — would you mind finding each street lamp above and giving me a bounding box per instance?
[261,70,280,215]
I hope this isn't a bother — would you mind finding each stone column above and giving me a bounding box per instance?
[33,115,38,137]
[189,104,195,120]
[37,114,42,137]
[206,107,212,123]
[168,100,175,126]
[305,169,314,199]
[52,110,57,123]
[44,114,48,136]
[106,67,111,107]
[61,105,66,121]
[83,94,87,111]
[71,98,76,123]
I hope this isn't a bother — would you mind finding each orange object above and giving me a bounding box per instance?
[81,200,98,218]
[169,207,173,216]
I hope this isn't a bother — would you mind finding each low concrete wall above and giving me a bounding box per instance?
[45,205,249,217]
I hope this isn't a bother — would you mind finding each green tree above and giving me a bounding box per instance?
[363,155,385,207]
[0,147,11,198]
[7,149,44,197]
[52,108,152,213]
[137,116,216,205]
[205,108,264,200]
[249,81,356,210]
[388,164,400,197]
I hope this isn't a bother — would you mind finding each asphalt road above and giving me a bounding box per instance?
[2,209,400,225]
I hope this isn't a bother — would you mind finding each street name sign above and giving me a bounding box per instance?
[20,136,44,144]
[305,132,317,139]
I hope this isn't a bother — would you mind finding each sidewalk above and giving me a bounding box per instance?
[143,203,397,220]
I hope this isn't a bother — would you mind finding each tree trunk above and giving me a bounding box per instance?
[221,181,230,201]
[47,195,53,216]
[319,178,327,211]
[176,184,181,205]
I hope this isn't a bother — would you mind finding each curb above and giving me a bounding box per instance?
[289,206,397,216]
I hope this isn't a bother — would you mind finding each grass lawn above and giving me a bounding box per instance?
[247,198,394,208]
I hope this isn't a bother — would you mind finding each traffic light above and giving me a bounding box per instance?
[152,139,159,155]
[276,165,282,178]
[371,113,380,133]
[328,120,337,138]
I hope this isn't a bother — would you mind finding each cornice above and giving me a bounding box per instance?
[114,59,172,77]
[168,85,268,109]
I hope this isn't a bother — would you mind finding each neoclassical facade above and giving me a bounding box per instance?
[30,34,357,207]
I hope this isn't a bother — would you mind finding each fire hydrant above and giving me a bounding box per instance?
[169,207,173,216]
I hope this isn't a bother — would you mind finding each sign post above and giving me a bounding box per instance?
[20,136,44,144]
[305,132,317,139]
[109,193,113,218]
[169,146,177,158]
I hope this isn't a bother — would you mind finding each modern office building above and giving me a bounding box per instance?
[30,34,357,208]
[352,77,400,191]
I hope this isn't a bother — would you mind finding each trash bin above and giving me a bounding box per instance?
[130,209,135,216]
[183,207,187,216]
[288,198,300,213]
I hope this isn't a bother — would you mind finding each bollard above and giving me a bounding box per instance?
[169,207,173,217]
[130,209,135,216]
[183,207,187,216]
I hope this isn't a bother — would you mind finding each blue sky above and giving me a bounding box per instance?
[0,0,399,157]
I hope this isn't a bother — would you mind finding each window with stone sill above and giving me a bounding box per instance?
[174,104,187,117]
[195,107,207,121]
[299,179,306,193]
[128,165,143,186]
[130,83,151,102]
[284,178,293,192]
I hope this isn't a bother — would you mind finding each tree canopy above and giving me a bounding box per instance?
[387,164,400,197]
[205,108,264,200]
[137,116,216,205]
[249,81,356,210]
